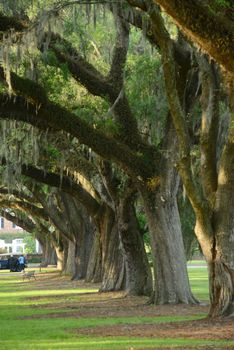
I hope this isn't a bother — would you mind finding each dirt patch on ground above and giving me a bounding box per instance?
[24,290,208,318]
[21,272,234,348]
[77,317,234,341]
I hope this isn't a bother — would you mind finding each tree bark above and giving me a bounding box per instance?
[141,187,196,304]
[151,0,234,73]
[208,129,234,317]
[40,236,56,267]
[138,122,197,304]
[52,234,68,272]
[64,239,76,276]
[85,230,102,283]
[60,193,95,280]
[118,190,153,296]
[98,205,126,292]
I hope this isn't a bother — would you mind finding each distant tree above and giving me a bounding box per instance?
[23,235,36,254]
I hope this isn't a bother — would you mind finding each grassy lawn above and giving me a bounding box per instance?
[188,265,209,301]
[0,268,233,350]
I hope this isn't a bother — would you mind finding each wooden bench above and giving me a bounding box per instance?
[22,270,36,281]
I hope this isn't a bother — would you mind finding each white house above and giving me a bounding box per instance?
[0,217,42,254]
[0,238,26,254]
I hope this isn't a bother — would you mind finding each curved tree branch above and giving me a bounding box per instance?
[0,91,154,181]
[152,0,234,73]
[0,208,35,233]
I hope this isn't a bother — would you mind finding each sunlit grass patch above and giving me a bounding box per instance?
[188,267,209,301]
[1,336,234,350]
[0,266,232,350]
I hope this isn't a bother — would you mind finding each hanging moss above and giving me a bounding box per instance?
[0,12,26,32]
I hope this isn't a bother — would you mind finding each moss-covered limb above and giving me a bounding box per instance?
[50,44,109,99]
[0,156,100,216]
[0,12,27,32]
[119,2,160,48]
[30,187,74,242]
[198,56,219,204]
[0,208,36,233]
[153,0,234,73]
[0,67,48,106]
[18,162,101,218]
[108,12,129,89]
[0,197,47,222]
[0,92,155,180]
[0,69,150,178]
[52,164,101,203]
[63,154,98,181]
[124,1,190,68]
[0,187,34,203]
[49,35,142,146]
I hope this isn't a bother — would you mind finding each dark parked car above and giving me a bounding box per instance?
[0,259,9,270]
[0,255,22,272]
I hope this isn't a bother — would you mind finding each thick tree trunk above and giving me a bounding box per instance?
[118,190,153,296]
[208,259,234,317]
[138,123,196,303]
[40,237,56,267]
[208,135,234,317]
[142,189,197,304]
[52,235,68,272]
[139,121,196,304]
[64,239,76,276]
[98,205,126,292]
[60,194,95,280]
[85,230,102,283]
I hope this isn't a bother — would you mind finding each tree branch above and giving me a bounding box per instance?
[0,12,27,32]
[152,0,234,73]
[0,208,35,233]
[198,56,219,205]
[0,90,153,180]
[48,32,141,145]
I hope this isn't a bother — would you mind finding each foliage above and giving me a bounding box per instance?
[136,210,152,263]
[23,234,36,254]
[0,231,28,242]
[126,51,168,146]
[214,0,231,8]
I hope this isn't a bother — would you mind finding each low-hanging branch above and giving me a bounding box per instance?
[0,208,36,233]
[0,157,101,218]
[0,197,47,222]
[0,89,155,181]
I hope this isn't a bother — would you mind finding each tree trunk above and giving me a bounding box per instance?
[52,235,68,272]
[64,239,76,276]
[118,190,153,296]
[98,205,126,292]
[40,236,56,267]
[139,121,196,304]
[208,135,234,317]
[60,194,95,280]
[85,230,102,283]
[142,188,197,304]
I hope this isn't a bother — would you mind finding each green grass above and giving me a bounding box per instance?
[187,260,206,265]
[0,268,233,350]
[188,265,209,301]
